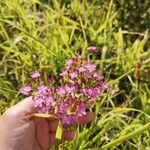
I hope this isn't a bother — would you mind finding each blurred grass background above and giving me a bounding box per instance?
[0,0,150,149]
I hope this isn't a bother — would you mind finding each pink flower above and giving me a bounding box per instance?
[33,85,55,114]
[76,55,82,60]
[69,71,78,79]
[82,72,91,79]
[38,107,50,114]
[58,97,86,124]
[60,70,68,76]
[60,55,107,101]
[78,67,86,73]
[20,85,32,96]
[31,71,40,79]
[93,72,99,78]
[37,85,48,94]
[65,84,77,93]
[20,55,107,124]
[66,59,74,66]
[85,63,96,72]
[87,46,97,52]
[56,87,66,97]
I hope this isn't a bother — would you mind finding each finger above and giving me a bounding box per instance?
[4,97,35,118]
[36,118,49,150]
[49,131,76,145]
[62,131,76,141]
[49,119,58,132]
[2,97,35,123]
[78,112,94,124]
[13,97,34,112]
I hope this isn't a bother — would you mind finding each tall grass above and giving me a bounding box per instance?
[0,0,150,149]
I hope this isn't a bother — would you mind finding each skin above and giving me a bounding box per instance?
[0,97,93,150]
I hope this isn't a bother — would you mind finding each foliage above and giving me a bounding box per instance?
[0,0,150,149]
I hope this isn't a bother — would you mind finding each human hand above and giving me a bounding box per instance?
[0,97,93,150]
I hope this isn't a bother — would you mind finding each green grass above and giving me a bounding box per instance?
[0,0,150,149]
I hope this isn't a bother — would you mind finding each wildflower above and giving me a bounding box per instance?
[33,85,55,114]
[20,84,32,96]
[31,71,40,79]
[82,72,91,79]
[60,70,68,76]
[76,55,82,60]
[20,55,107,125]
[60,55,107,101]
[37,85,48,93]
[78,66,86,73]
[56,87,66,97]
[58,97,86,124]
[84,62,96,72]
[87,46,97,52]
[93,72,99,78]
[66,59,74,66]
[65,84,77,94]
[69,71,78,79]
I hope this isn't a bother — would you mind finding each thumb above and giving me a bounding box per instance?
[0,97,36,135]
[2,97,35,122]
[10,96,35,114]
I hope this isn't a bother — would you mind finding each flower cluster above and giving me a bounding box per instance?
[20,55,106,125]
[20,84,32,96]
[60,55,107,101]
[33,85,55,114]
[57,96,86,124]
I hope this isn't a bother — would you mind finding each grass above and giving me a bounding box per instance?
[0,0,150,149]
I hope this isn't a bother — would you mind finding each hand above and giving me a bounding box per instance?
[0,97,93,150]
